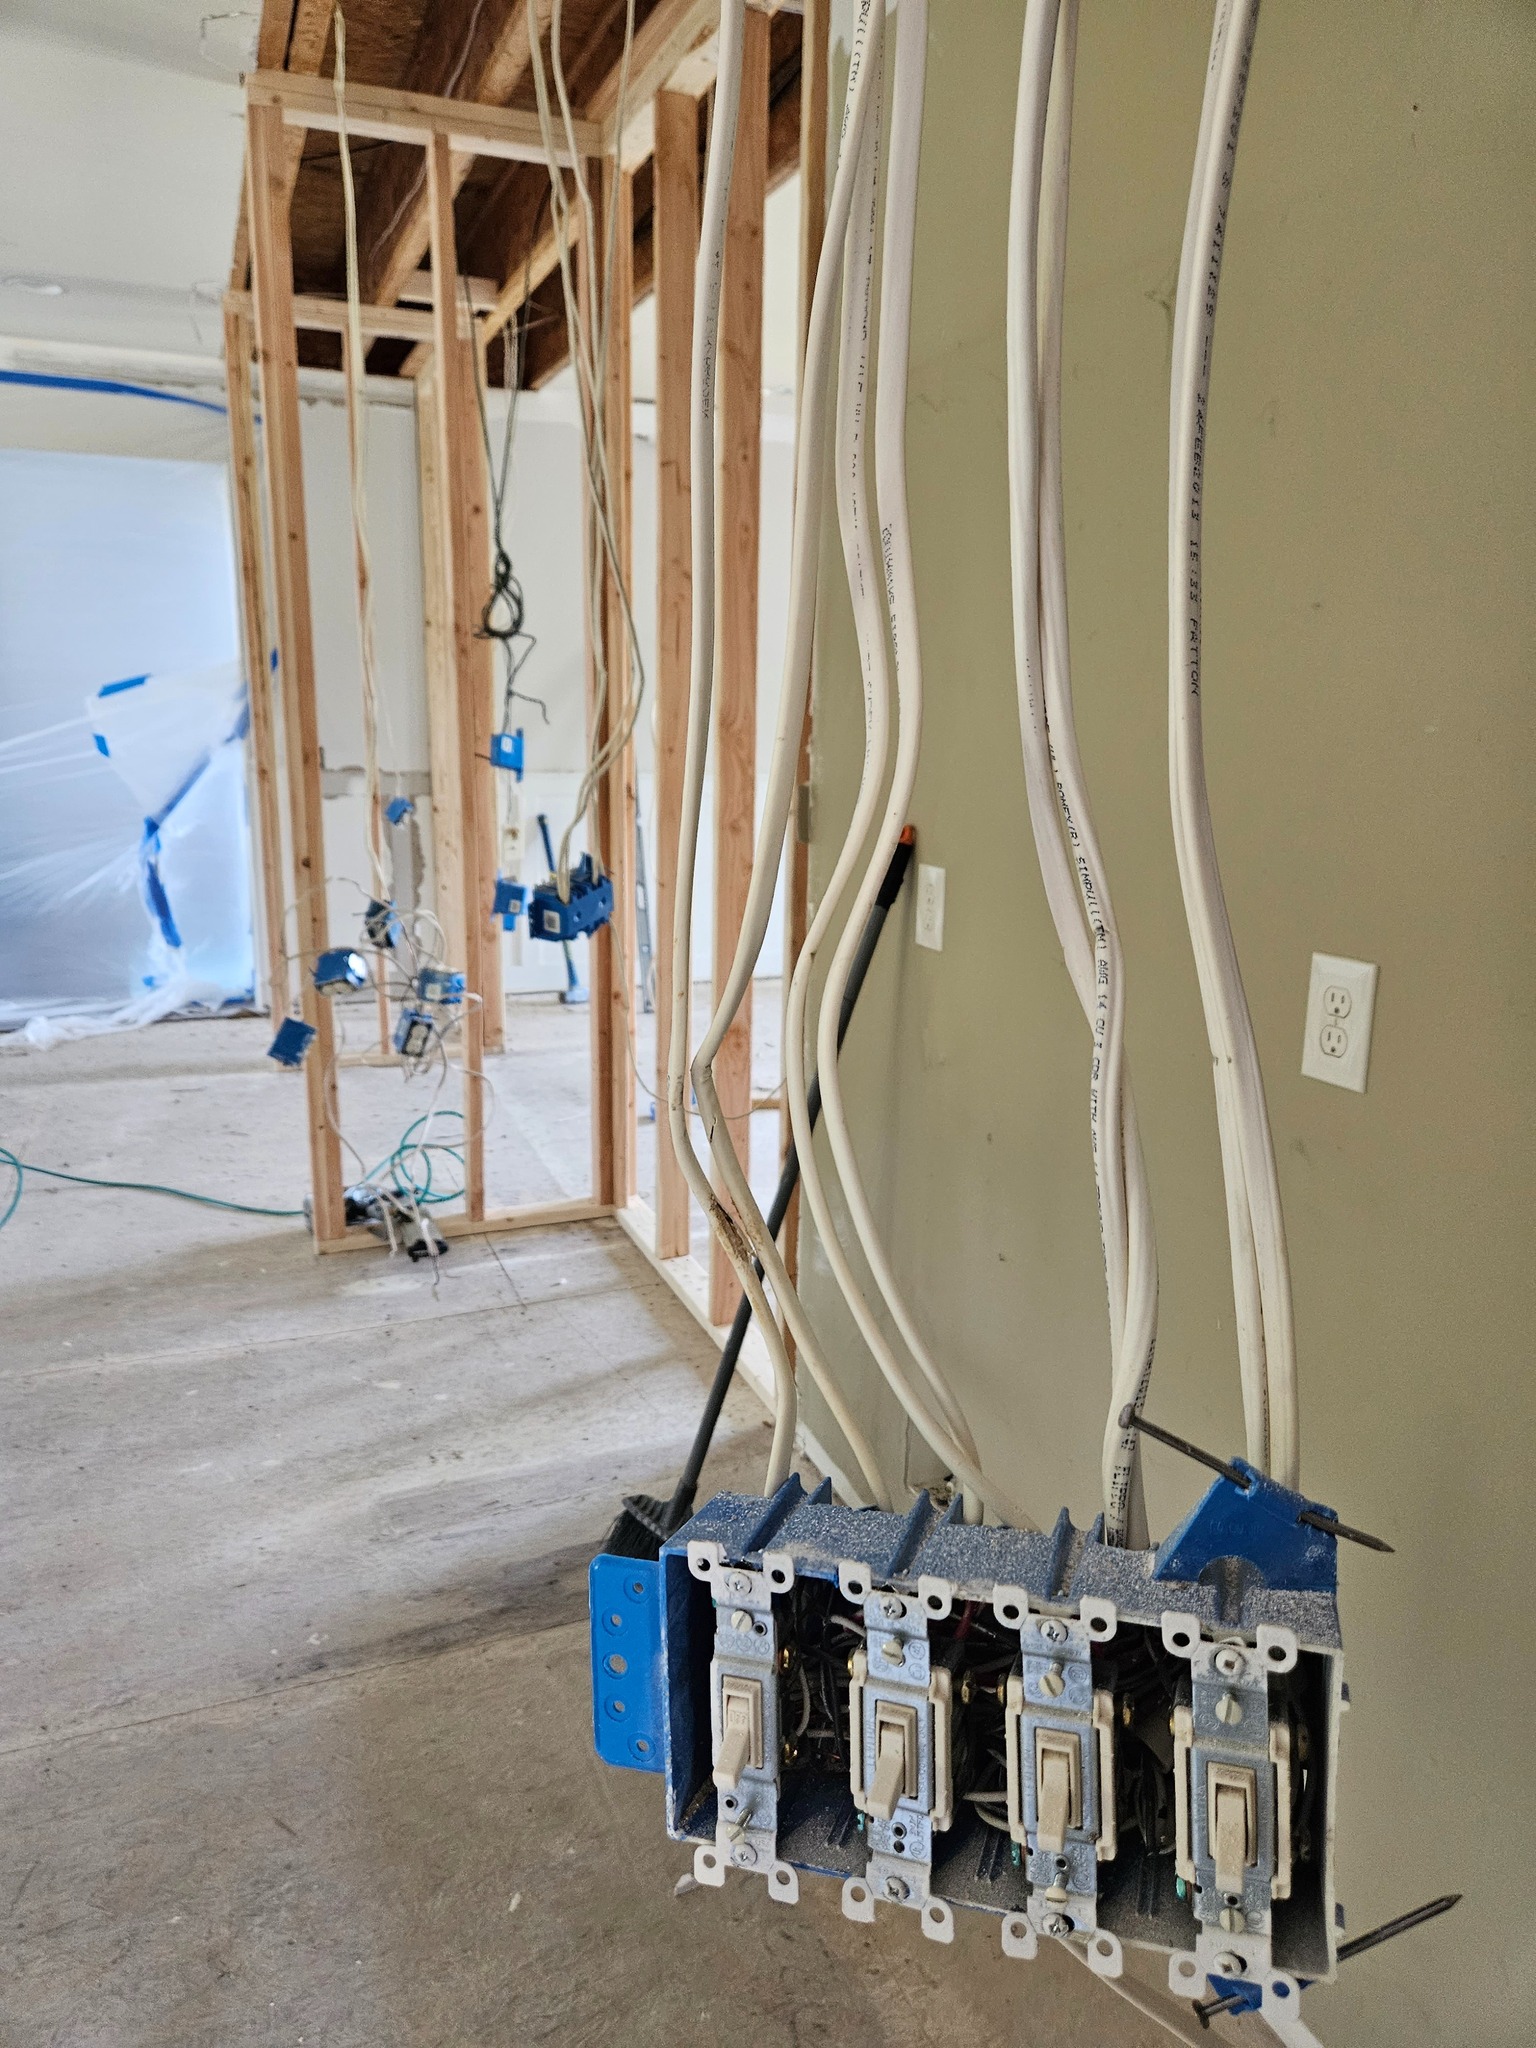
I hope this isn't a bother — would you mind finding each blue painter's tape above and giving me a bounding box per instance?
[99,674,149,697]
[141,832,183,950]
[589,1554,665,1773]
[0,370,226,416]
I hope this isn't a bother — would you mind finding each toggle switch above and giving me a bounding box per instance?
[713,1675,764,1791]
[1034,1729,1083,1855]
[1208,1764,1258,1899]
[867,1700,919,1819]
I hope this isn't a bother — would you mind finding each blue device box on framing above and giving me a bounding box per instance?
[591,1467,1349,2006]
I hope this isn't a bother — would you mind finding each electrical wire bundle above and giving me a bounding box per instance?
[668,0,1033,1530]
[1006,0,1159,1547]
[1166,0,1298,1488]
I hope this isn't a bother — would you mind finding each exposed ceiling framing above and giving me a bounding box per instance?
[239,0,806,382]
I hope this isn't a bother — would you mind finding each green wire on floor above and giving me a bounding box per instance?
[360,1110,466,1208]
[0,1144,308,1232]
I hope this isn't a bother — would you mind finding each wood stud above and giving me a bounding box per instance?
[245,100,346,1244]
[651,89,700,1261]
[709,5,770,1323]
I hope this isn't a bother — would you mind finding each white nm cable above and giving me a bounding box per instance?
[665,0,887,1508]
[807,0,1010,1526]
[782,1,1039,1535]
[1008,0,1158,1544]
[685,0,898,1512]
[1169,0,1299,1486]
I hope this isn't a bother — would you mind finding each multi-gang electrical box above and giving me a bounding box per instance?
[591,1459,1352,2036]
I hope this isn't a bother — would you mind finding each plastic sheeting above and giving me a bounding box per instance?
[0,448,253,1043]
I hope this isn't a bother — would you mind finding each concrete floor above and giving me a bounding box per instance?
[0,1013,1234,2045]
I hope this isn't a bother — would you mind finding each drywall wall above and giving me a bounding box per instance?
[799,5,1533,2042]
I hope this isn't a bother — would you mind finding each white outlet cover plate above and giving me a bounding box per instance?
[1301,953,1378,1093]
[915,863,945,951]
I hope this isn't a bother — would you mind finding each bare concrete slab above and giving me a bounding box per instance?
[0,1019,1223,2043]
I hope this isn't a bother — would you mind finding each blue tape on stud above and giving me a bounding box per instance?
[589,1554,665,1773]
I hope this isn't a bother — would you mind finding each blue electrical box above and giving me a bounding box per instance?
[589,1554,666,1774]
[415,968,465,1006]
[591,1467,1352,2016]
[314,948,369,992]
[489,729,524,776]
[384,795,414,825]
[267,1017,316,1068]
[529,856,613,942]
[363,898,403,950]
[394,1007,436,1060]
[492,876,526,930]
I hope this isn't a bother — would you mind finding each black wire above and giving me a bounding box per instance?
[465,190,552,729]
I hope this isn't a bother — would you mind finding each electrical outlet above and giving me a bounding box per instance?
[915,864,945,951]
[1301,953,1378,1094]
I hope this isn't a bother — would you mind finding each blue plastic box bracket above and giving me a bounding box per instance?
[589,1554,665,1773]
[267,1017,316,1068]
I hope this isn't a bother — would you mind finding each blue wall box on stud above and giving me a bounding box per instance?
[529,856,613,942]
[267,1017,316,1068]
[589,1554,666,1773]
[384,795,414,825]
[415,968,465,1005]
[489,729,524,776]
[363,898,403,949]
[313,948,369,992]
[492,876,525,930]
[394,1008,435,1059]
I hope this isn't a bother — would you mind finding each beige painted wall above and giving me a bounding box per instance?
[799,5,1534,2041]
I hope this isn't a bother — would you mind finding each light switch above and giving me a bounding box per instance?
[1301,953,1378,1094]
[915,864,945,951]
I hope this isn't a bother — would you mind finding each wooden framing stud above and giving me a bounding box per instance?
[709,4,769,1324]
[426,132,491,1220]
[651,88,700,1261]
[222,299,288,1020]
[245,99,346,1245]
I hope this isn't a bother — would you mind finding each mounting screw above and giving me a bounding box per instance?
[735,1843,758,1868]
[883,1876,909,1903]
[727,1573,752,1598]
[1040,1619,1069,1646]
[1215,1691,1244,1725]
[1214,1646,1245,1679]
[1041,1913,1072,1938]
[1041,1663,1067,1698]
[880,1596,905,1621]
[1215,1950,1246,1976]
